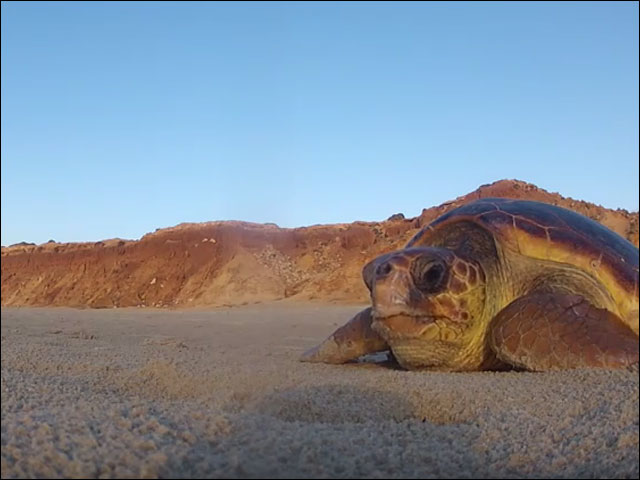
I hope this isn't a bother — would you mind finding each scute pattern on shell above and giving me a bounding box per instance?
[408,198,639,297]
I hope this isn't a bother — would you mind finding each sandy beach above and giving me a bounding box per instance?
[1,304,638,478]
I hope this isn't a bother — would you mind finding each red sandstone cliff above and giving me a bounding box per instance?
[2,180,638,308]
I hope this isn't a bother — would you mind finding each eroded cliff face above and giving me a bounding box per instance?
[2,180,638,308]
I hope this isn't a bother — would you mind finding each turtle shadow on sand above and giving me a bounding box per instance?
[248,384,419,424]
[148,375,639,479]
[245,380,490,426]
[165,386,496,478]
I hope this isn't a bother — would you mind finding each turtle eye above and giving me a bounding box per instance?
[412,259,447,293]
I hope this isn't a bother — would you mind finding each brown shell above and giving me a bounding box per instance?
[408,198,639,311]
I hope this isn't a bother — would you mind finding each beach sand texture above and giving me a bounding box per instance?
[1,304,638,478]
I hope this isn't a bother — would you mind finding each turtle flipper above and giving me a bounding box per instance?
[300,307,388,364]
[489,293,639,371]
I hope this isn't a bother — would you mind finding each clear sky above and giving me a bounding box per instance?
[1,2,638,246]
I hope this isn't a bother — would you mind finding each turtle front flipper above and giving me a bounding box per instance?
[300,307,388,364]
[489,293,639,371]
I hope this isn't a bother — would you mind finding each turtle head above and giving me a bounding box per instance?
[363,247,487,370]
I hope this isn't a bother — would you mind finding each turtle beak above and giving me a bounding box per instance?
[369,253,413,319]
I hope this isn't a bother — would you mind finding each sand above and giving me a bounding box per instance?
[1,304,638,479]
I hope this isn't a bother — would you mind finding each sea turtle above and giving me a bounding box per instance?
[301,198,639,371]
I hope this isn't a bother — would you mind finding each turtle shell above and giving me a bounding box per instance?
[408,198,639,317]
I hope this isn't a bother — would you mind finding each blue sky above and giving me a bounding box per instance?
[1,2,638,246]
